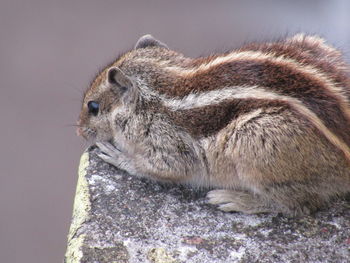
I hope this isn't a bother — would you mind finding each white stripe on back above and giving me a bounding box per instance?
[161,86,350,162]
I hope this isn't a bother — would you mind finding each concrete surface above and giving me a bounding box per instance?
[65,147,350,263]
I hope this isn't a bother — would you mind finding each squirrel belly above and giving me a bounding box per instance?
[78,34,350,216]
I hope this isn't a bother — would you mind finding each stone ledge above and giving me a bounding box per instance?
[65,147,350,263]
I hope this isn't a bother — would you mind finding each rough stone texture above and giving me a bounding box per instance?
[65,147,350,263]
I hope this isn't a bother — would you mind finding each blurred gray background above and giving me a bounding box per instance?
[0,0,349,262]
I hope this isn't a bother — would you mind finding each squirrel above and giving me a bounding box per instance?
[77,34,350,216]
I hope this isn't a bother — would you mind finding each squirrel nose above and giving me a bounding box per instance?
[76,120,82,136]
[76,127,82,136]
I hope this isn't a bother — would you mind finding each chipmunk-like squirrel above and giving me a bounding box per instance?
[77,34,350,216]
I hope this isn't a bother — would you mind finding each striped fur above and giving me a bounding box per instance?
[80,34,350,215]
[89,33,350,160]
[118,44,350,153]
[160,86,350,161]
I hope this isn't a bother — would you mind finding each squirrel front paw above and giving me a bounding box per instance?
[96,141,122,165]
[96,141,137,175]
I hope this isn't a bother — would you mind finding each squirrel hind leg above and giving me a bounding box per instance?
[206,189,319,216]
[207,189,274,214]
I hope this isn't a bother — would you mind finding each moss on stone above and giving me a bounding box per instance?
[65,152,91,263]
[147,248,178,263]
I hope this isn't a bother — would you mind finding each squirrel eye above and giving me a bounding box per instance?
[87,101,99,116]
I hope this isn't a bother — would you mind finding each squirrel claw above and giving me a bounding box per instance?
[96,141,121,156]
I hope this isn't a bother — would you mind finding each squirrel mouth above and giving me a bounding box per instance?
[76,126,96,141]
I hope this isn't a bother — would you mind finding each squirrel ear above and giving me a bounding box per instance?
[106,67,137,104]
[134,34,169,50]
[106,67,132,90]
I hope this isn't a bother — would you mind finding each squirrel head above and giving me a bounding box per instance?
[77,66,140,142]
[77,34,169,142]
